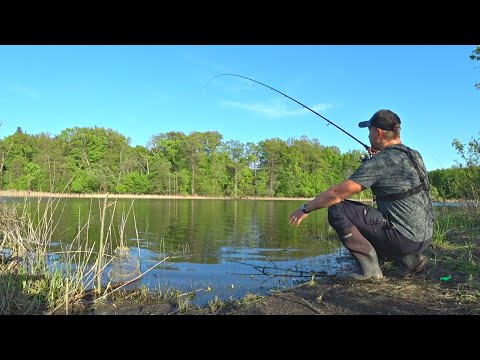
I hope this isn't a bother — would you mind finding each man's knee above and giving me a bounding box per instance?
[327,202,348,229]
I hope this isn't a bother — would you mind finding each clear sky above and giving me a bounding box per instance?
[0,45,477,171]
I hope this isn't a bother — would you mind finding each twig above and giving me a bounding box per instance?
[273,292,323,314]
[229,259,327,278]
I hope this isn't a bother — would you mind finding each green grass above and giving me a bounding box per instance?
[429,206,480,285]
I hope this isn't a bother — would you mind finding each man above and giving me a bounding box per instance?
[289,109,434,282]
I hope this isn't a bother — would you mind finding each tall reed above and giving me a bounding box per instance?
[0,194,166,314]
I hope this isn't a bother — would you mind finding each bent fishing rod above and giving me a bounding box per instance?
[206,73,370,151]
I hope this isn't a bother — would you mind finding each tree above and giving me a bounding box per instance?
[148,131,187,195]
[115,171,151,194]
[452,133,480,214]
[258,138,287,197]
[222,140,250,197]
[185,132,206,196]
[471,45,480,90]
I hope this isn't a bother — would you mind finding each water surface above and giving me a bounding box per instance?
[14,197,351,306]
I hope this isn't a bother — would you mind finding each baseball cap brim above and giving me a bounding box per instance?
[358,120,372,128]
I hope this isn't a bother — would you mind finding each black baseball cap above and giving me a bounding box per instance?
[358,109,401,131]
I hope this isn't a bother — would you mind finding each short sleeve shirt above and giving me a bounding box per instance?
[348,144,434,242]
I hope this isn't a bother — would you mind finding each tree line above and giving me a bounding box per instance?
[0,127,369,198]
[0,126,478,201]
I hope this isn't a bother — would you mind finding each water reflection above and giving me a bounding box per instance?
[9,197,352,306]
[138,246,353,306]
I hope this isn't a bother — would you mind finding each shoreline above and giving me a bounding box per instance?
[0,190,314,201]
[0,191,461,205]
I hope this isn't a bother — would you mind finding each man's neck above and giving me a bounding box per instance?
[380,139,401,150]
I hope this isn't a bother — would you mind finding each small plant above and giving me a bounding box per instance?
[207,296,222,314]
[177,294,192,313]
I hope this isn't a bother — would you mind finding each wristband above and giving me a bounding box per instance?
[301,203,311,214]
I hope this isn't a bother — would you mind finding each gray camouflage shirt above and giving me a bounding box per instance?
[349,144,434,242]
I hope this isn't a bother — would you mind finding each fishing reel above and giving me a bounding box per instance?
[360,153,371,163]
[360,147,379,163]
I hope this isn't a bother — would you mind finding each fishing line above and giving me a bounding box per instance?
[205,73,370,150]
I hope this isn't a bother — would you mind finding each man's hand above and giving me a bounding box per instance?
[289,207,308,227]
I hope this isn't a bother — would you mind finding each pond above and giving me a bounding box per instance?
[8,197,463,306]
[6,197,353,306]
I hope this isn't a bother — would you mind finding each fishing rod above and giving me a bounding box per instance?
[205,73,370,151]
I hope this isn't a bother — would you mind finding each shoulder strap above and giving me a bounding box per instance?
[375,146,429,201]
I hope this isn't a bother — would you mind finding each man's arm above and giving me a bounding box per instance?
[289,179,364,227]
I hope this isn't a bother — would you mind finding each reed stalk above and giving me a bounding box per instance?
[96,194,108,295]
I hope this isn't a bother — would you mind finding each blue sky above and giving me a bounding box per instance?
[0,45,478,171]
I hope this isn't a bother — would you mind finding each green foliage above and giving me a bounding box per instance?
[91,167,117,193]
[176,169,191,195]
[451,133,480,213]
[70,170,103,193]
[469,45,480,61]
[470,45,480,90]
[258,138,287,196]
[429,168,466,199]
[429,185,440,202]
[3,125,474,202]
[149,156,173,194]
[15,162,41,190]
[115,171,152,194]
[148,131,187,172]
